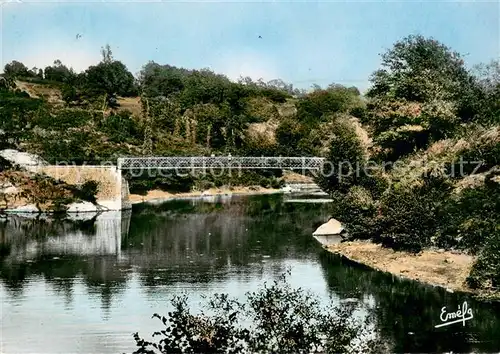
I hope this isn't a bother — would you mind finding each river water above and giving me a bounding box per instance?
[1,194,499,353]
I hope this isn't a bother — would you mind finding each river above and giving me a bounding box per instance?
[1,194,499,353]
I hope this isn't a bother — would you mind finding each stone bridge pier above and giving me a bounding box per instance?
[39,165,132,211]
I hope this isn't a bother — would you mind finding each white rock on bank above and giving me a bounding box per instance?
[0,149,47,172]
[66,201,99,213]
[0,181,19,195]
[312,218,344,236]
[5,204,40,213]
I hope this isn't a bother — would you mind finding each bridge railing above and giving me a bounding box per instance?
[117,156,325,170]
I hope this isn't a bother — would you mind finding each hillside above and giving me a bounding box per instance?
[1,34,499,296]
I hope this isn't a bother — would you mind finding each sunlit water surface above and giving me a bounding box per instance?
[1,194,499,353]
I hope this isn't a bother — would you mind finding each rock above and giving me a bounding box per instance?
[66,201,99,213]
[313,234,342,246]
[5,204,40,213]
[0,149,47,172]
[312,218,344,236]
[0,182,18,195]
[280,185,293,193]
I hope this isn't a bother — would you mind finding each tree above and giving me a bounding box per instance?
[100,44,113,64]
[4,60,30,78]
[81,48,136,107]
[179,69,231,109]
[472,60,500,125]
[44,60,74,82]
[316,118,366,194]
[366,35,473,105]
[131,273,381,354]
[138,61,188,98]
[0,89,42,149]
[296,85,361,125]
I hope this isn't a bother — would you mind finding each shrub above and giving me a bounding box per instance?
[375,175,453,252]
[328,187,380,241]
[99,111,143,144]
[467,230,500,290]
[316,118,365,194]
[435,169,500,252]
[75,180,99,204]
[35,109,93,130]
[131,273,379,354]
[126,172,195,194]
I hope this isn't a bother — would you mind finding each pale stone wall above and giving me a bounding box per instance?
[36,166,131,211]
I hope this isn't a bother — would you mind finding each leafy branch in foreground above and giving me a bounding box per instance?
[130,273,384,354]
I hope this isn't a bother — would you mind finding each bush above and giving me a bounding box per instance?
[126,172,195,194]
[35,109,93,130]
[467,229,500,290]
[316,119,366,194]
[375,175,453,252]
[328,188,379,241]
[99,111,143,144]
[131,273,379,354]
[75,180,99,204]
[434,170,500,253]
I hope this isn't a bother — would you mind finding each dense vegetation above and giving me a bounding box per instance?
[131,273,384,354]
[1,35,499,294]
[316,35,500,295]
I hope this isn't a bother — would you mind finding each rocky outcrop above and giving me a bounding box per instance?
[0,149,47,172]
[312,218,344,236]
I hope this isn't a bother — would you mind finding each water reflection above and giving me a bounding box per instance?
[1,194,499,353]
[318,252,500,352]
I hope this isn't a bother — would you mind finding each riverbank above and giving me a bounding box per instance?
[324,240,500,301]
[128,186,282,204]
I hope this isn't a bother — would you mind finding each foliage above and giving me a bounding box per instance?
[4,60,31,78]
[126,172,196,195]
[131,273,377,354]
[80,46,137,106]
[138,61,189,98]
[366,35,472,104]
[296,85,362,125]
[71,180,99,204]
[472,60,500,125]
[0,89,43,149]
[0,157,13,172]
[34,109,93,130]
[99,111,143,144]
[44,60,74,82]
[375,175,453,252]
[317,118,366,194]
[467,229,500,290]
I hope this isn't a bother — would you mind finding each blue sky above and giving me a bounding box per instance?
[1,0,499,91]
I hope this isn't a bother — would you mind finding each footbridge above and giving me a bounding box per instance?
[117,156,325,171]
[12,156,325,213]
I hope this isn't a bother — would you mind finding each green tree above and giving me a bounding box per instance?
[366,35,472,103]
[473,60,500,125]
[81,45,137,106]
[131,274,380,354]
[138,61,188,98]
[297,85,361,125]
[4,60,31,78]
[316,118,365,194]
[44,60,74,82]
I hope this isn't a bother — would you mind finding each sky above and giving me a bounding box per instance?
[1,0,499,92]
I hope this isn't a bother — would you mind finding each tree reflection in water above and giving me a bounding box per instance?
[1,194,500,353]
